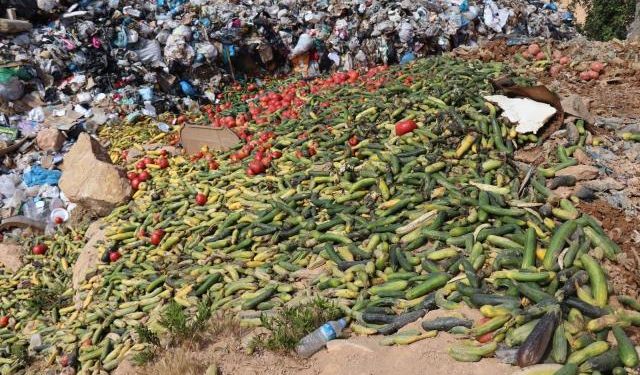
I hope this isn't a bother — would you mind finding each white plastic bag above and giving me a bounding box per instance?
[290,33,314,57]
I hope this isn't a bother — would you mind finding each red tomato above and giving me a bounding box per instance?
[150,229,164,246]
[158,157,169,169]
[176,115,187,124]
[477,331,494,343]
[248,159,266,174]
[54,216,64,225]
[135,160,146,170]
[127,172,138,181]
[143,157,155,165]
[195,193,207,206]
[138,170,151,182]
[395,119,417,136]
[348,135,359,146]
[295,150,303,158]
[271,150,282,159]
[130,178,141,190]
[246,168,256,176]
[208,160,219,170]
[0,316,8,328]
[308,146,317,156]
[160,149,168,157]
[32,243,47,255]
[109,251,122,262]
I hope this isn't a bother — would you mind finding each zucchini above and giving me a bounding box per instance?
[567,341,609,365]
[612,326,639,367]
[551,323,568,364]
[517,308,560,367]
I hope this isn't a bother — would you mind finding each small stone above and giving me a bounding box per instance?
[556,165,599,181]
[205,364,219,375]
[326,339,374,353]
[579,178,625,192]
[36,128,65,152]
[574,185,596,200]
[547,175,576,189]
[573,148,593,165]
[552,186,574,199]
[0,243,24,272]
[565,123,579,145]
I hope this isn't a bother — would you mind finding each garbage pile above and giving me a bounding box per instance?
[0,1,577,254]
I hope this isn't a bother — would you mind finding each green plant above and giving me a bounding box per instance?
[132,348,157,366]
[158,298,214,344]
[27,284,69,315]
[135,325,160,347]
[572,0,637,40]
[252,297,343,352]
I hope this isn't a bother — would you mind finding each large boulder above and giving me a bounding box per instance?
[59,133,131,216]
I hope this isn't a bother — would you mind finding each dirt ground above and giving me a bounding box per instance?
[137,307,516,375]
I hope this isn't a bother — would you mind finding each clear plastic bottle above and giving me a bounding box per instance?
[295,318,347,358]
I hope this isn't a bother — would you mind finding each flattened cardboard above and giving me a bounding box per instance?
[180,125,239,155]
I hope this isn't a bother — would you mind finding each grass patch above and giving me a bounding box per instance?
[572,0,637,40]
[252,297,342,353]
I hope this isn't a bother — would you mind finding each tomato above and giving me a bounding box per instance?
[158,157,169,169]
[130,178,141,190]
[348,135,359,146]
[159,149,168,157]
[176,114,187,124]
[109,251,122,262]
[54,216,64,225]
[195,193,208,206]
[395,119,417,136]
[246,168,256,176]
[248,159,266,175]
[208,160,219,170]
[261,156,273,167]
[143,156,155,165]
[127,172,138,181]
[135,160,146,170]
[59,354,70,367]
[295,150,303,158]
[138,170,151,182]
[476,331,494,343]
[271,150,282,159]
[0,316,9,328]
[247,83,257,91]
[32,243,47,255]
[150,229,164,246]
[307,146,317,156]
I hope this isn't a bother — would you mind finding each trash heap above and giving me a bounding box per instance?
[0,0,579,229]
[0,56,638,375]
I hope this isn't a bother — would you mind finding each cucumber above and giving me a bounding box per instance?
[421,317,473,332]
[612,326,639,367]
[579,348,622,373]
[369,280,409,295]
[553,363,577,375]
[378,309,426,336]
[567,341,609,365]
[404,272,450,300]
[551,323,568,364]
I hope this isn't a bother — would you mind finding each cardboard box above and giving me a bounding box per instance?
[180,125,240,155]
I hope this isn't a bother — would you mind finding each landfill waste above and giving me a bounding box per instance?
[0,0,580,232]
[0,56,637,375]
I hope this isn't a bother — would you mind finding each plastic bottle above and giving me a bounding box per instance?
[295,318,347,358]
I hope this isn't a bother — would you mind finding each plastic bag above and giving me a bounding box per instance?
[290,33,314,57]
[0,76,24,101]
[0,174,17,199]
[136,39,163,65]
[23,166,62,187]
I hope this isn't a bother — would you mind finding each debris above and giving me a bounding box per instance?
[555,165,600,181]
[71,220,105,290]
[36,128,65,152]
[58,133,131,216]
[0,243,24,272]
[561,95,595,124]
[484,95,557,134]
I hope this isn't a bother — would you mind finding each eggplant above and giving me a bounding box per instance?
[378,309,426,335]
[516,308,560,367]
[362,312,396,325]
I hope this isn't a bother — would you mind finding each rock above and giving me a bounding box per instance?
[574,185,596,200]
[573,148,593,165]
[113,359,136,375]
[565,123,580,145]
[205,364,219,375]
[125,147,144,163]
[72,220,105,290]
[0,243,24,272]
[36,128,65,152]
[326,339,374,353]
[551,186,574,199]
[556,165,599,181]
[59,133,132,216]
[547,175,576,189]
[579,178,625,192]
